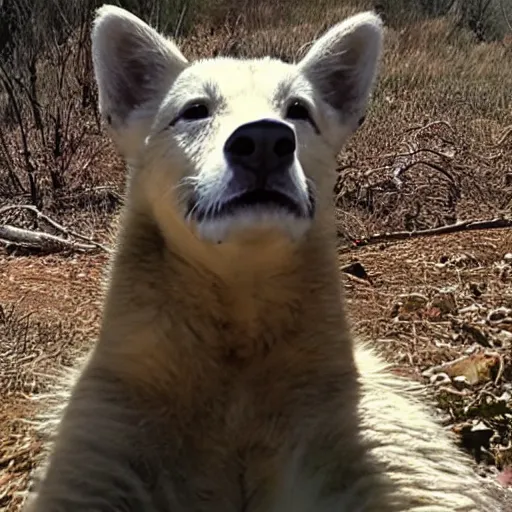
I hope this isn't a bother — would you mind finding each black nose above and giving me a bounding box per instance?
[224,119,296,181]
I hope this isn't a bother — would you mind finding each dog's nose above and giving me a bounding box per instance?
[224,119,296,181]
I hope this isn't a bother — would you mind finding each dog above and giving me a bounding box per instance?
[23,5,509,511]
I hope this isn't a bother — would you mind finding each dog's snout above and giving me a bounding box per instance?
[224,119,296,176]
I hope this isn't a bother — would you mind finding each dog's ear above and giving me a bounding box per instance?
[91,5,188,157]
[298,12,383,137]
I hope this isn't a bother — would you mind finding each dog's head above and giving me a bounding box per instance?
[92,6,383,245]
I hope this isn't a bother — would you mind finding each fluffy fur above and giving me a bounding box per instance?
[23,5,510,512]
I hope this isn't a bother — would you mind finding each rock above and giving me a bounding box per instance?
[429,372,451,385]
[397,292,428,313]
[497,391,511,402]
[495,329,512,348]
[461,323,491,347]
[423,352,500,385]
[488,307,512,323]
[459,421,494,463]
[430,289,457,315]
[452,375,471,390]
[468,282,485,297]
[341,261,369,280]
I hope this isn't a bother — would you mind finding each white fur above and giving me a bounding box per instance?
[197,208,312,244]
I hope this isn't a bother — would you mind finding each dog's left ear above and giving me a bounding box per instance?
[298,12,383,135]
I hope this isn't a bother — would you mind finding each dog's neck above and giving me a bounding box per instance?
[94,203,355,389]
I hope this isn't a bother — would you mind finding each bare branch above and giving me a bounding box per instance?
[394,160,457,187]
[0,204,111,253]
[343,217,512,250]
[0,225,105,254]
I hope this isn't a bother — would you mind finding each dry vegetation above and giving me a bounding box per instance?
[1,0,512,509]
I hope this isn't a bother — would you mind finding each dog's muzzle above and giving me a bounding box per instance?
[188,119,315,221]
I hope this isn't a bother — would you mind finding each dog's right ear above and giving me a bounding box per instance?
[91,5,188,157]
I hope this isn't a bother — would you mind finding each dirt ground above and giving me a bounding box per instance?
[1,224,511,511]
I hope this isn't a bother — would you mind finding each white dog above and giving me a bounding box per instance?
[24,5,509,511]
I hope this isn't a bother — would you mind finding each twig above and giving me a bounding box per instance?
[494,125,512,148]
[341,272,373,287]
[394,160,456,186]
[0,225,105,254]
[363,165,392,177]
[500,0,512,34]
[0,441,41,467]
[0,204,110,252]
[342,217,512,249]
[402,120,454,135]
[381,148,454,160]
[494,353,505,386]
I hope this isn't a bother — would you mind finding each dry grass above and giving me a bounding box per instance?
[1,1,512,510]
[341,228,512,471]
[2,1,511,234]
[0,253,107,510]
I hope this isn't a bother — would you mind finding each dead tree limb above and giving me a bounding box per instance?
[0,204,111,252]
[343,217,512,250]
[0,225,105,253]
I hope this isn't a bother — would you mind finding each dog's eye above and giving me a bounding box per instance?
[286,101,311,122]
[286,100,319,133]
[180,103,210,121]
